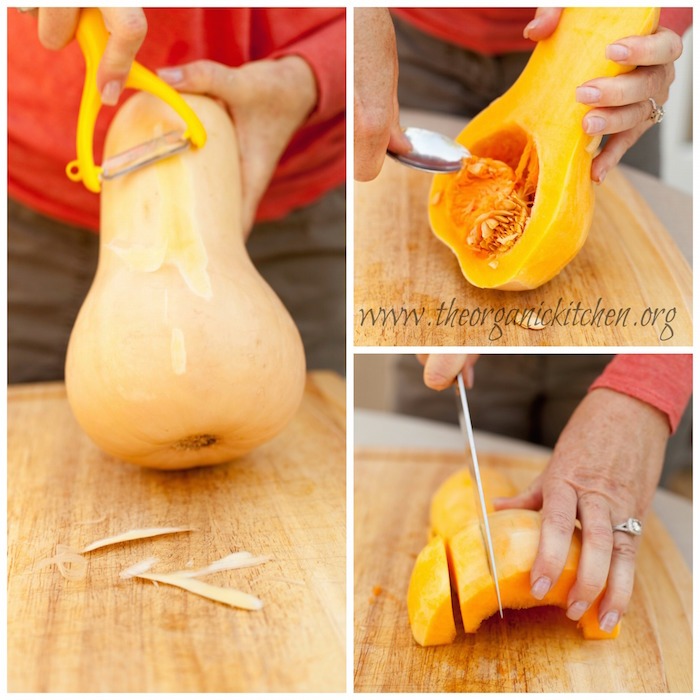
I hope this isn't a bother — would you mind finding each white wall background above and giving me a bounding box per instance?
[660,28,692,194]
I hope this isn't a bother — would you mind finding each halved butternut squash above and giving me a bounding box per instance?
[407,536,456,646]
[429,467,516,541]
[429,8,660,290]
[448,509,617,639]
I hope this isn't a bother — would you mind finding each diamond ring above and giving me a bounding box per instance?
[648,97,664,124]
[612,518,643,536]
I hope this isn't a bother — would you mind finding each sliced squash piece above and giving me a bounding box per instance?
[407,536,456,646]
[448,509,617,639]
[429,467,516,541]
[429,7,660,290]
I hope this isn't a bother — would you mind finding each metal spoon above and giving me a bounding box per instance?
[387,127,470,173]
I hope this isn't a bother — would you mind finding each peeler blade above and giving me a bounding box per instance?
[100,130,191,181]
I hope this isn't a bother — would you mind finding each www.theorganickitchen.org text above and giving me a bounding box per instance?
[357,297,677,341]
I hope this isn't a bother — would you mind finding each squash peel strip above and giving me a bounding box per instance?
[33,527,193,580]
[122,569,264,611]
[81,526,193,553]
[170,551,272,578]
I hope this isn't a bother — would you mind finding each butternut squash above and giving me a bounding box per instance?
[430,467,516,541]
[448,509,617,640]
[65,93,306,469]
[429,8,660,290]
[407,536,456,647]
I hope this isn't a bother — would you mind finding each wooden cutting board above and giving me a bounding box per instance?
[8,373,346,693]
[354,449,692,693]
[354,160,692,346]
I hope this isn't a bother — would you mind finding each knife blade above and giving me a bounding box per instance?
[455,372,503,618]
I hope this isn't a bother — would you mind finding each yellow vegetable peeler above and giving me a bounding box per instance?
[66,8,206,193]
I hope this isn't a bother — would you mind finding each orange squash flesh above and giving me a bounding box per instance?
[429,467,516,541]
[448,509,617,640]
[407,536,457,646]
[429,8,661,290]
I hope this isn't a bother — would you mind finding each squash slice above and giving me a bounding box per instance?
[430,467,516,541]
[448,509,618,639]
[407,536,456,646]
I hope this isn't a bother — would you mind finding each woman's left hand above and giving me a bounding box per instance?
[493,388,669,634]
[525,8,683,183]
[159,57,318,236]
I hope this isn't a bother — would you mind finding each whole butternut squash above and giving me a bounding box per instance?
[65,93,306,469]
[429,8,660,290]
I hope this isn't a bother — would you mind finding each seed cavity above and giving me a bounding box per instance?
[445,138,539,262]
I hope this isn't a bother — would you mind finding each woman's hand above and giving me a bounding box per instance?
[494,388,669,633]
[417,354,480,390]
[354,8,411,181]
[159,57,318,236]
[32,8,147,106]
[525,8,683,183]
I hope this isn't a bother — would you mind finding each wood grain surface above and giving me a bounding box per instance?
[8,373,346,693]
[354,160,692,346]
[354,449,692,693]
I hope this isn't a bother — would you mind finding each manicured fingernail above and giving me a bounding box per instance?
[101,80,121,106]
[566,600,590,621]
[584,115,607,134]
[523,18,539,39]
[576,86,602,104]
[596,169,607,185]
[157,67,184,85]
[531,576,551,600]
[599,611,619,633]
[607,43,630,61]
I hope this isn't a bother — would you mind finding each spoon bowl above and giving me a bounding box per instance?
[387,127,470,173]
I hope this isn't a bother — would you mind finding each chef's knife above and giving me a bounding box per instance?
[455,372,503,618]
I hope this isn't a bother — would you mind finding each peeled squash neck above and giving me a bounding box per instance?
[65,93,306,469]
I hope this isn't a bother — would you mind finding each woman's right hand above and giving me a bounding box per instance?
[417,354,480,390]
[31,8,147,106]
[354,8,411,181]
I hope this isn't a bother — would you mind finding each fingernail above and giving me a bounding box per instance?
[596,169,607,185]
[599,610,619,633]
[576,86,602,104]
[607,43,630,61]
[531,576,551,600]
[566,600,590,621]
[584,115,607,134]
[157,67,184,85]
[466,366,475,388]
[101,80,121,107]
[523,18,539,39]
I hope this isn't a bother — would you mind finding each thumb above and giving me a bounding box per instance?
[388,124,411,155]
[423,354,469,391]
[157,60,233,99]
[493,474,544,511]
[523,7,563,41]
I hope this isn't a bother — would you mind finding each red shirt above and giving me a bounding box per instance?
[393,8,692,56]
[589,355,692,433]
[8,8,346,232]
